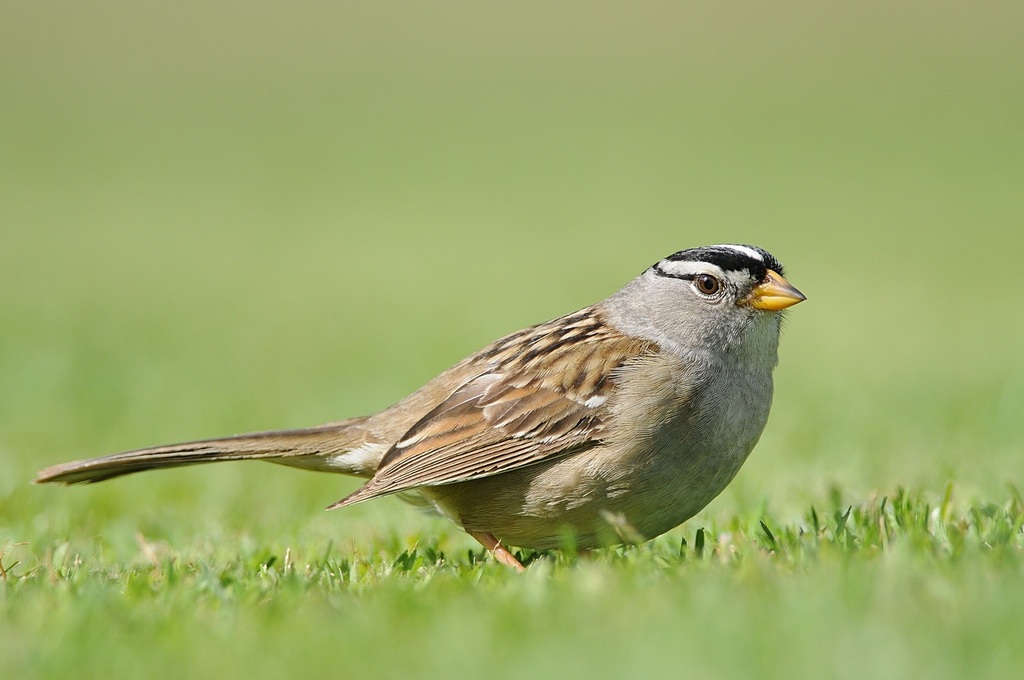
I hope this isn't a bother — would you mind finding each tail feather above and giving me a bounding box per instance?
[35,418,373,485]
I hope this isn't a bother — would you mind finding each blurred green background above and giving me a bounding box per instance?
[2,1,1023,678]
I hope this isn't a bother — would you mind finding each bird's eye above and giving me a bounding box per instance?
[694,274,722,296]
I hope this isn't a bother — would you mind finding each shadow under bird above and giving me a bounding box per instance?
[36,244,805,570]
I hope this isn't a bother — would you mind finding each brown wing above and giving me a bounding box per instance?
[329,308,654,508]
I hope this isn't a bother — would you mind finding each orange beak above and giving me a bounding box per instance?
[745,270,806,311]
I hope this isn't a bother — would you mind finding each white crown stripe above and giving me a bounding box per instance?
[710,244,765,262]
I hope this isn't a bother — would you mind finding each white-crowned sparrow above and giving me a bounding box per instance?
[36,244,805,570]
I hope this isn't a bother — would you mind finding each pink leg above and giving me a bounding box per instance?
[467,530,526,572]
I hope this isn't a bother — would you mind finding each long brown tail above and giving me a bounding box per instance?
[35,417,375,485]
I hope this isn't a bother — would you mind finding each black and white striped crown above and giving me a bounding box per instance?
[652,244,783,282]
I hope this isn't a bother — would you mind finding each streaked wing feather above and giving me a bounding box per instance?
[330,309,655,508]
[332,376,601,507]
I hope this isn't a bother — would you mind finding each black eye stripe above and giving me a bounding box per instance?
[652,265,728,295]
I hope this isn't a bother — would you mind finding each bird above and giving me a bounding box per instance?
[36,244,805,570]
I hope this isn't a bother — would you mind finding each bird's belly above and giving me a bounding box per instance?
[424,427,763,550]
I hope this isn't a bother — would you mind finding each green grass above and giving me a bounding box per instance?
[2,1,1024,678]
[4,487,1024,679]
